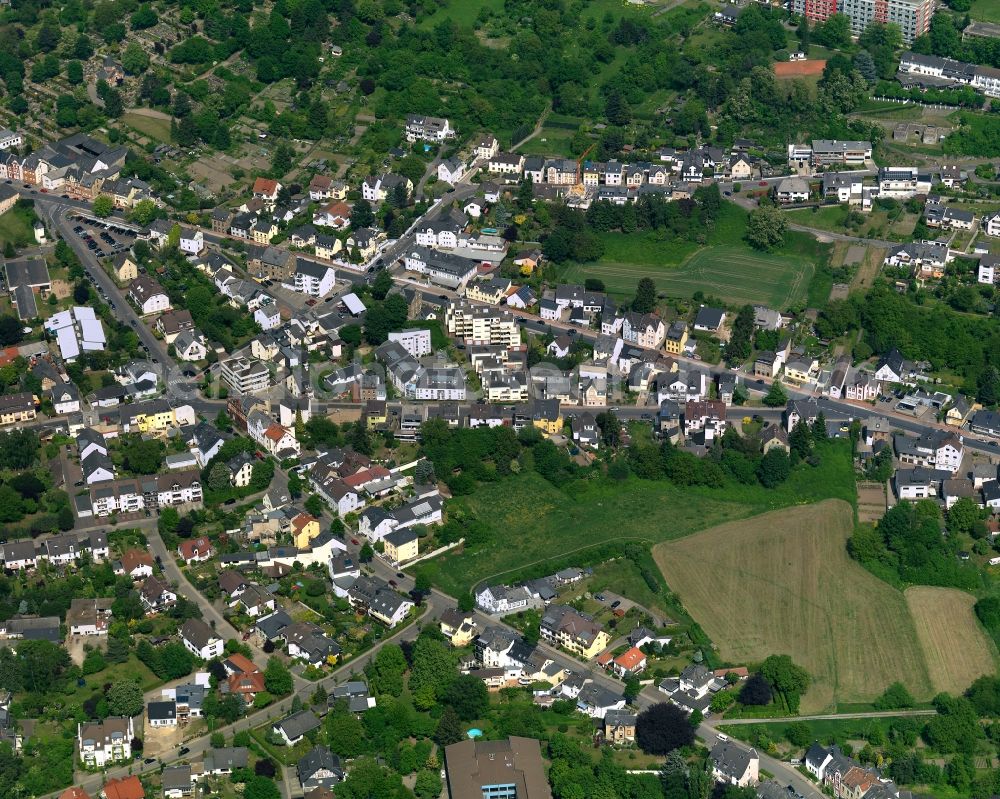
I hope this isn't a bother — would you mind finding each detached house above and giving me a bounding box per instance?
[180,618,223,660]
[128,276,170,316]
[540,604,609,659]
[710,740,759,787]
[178,536,213,564]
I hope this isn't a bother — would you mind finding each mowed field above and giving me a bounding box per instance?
[654,500,948,713]
[905,586,997,694]
[559,244,815,308]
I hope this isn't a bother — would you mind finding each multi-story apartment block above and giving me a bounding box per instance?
[220,357,271,394]
[78,717,134,768]
[444,301,522,347]
[792,0,932,43]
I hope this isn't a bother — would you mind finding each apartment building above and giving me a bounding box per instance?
[444,301,522,347]
[792,0,932,43]
[220,357,271,394]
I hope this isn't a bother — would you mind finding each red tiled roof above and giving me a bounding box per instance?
[59,789,92,799]
[613,646,646,671]
[228,671,266,695]
[596,651,613,666]
[225,653,259,674]
[121,549,154,573]
[713,667,749,679]
[291,513,318,532]
[102,776,145,799]
[178,536,212,559]
[264,424,288,442]
[253,177,279,195]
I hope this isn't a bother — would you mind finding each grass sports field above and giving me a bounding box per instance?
[905,586,997,695]
[556,201,827,309]
[652,500,994,713]
[422,440,855,599]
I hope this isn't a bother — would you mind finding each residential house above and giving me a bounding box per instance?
[128,276,170,315]
[273,710,322,746]
[710,741,759,787]
[77,717,133,768]
[178,536,213,564]
[540,604,609,659]
[180,618,223,659]
[298,746,344,791]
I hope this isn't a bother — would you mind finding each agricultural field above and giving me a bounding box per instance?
[905,586,997,694]
[423,441,855,598]
[654,500,944,713]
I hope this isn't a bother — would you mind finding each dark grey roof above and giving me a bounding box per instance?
[276,709,321,740]
[147,700,177,722]
[204,746,249,772]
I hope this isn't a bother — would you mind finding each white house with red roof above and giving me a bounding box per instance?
[178,536,213,564]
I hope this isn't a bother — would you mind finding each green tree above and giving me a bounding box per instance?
[351,199,375,229]
[107,679,144,717]
[326,709,366,757]
[123,437,165,474]
[757,448,791,488]
[760,655,810,713]
[66,60,84,85]
[129,199,158,226]
[207,462,232,491]
[414,770,442,799]
[632,277,657,313]
[244,776,281,799]
[264,657,293,696]
[443,674,489,720]
[745,206,787,251]
[122,42,150,74]
[270,143,294,177]
[948,497,980,536]
[434,706,464,746]
[365,644,408,697]
[304,494,324,517]
[371,269,393,300]
[92,195,115,218]
[762,381,787,407]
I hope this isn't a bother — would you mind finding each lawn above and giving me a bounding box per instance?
[717,715,922,751]
[122,110,172,143]
[653,499,970,714]
[416,0,506,27]
[424,440,856,599]
[970,0,1000,22]
[786,204,916,242]
[0,204,39,250]
[555,201,828,309]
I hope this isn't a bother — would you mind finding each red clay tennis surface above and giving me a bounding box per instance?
[774,59,827,77]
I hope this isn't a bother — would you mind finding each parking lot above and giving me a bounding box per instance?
[70,215,136,261]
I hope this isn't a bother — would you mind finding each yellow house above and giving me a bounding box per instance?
[383,528,418,564]
[111,253,138,284]
[365,400,388,431]
[252,220,278,244]
[127,403,175,434]
[291,513,321,549]
[944,398,972,427]
[465,277,512,305]
[664,321,688,356]
[531,399,563,436]
[540,605,610,659]
[783,357,818,385]
[439,608,478,647]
